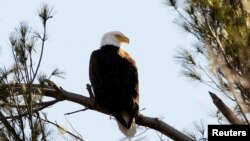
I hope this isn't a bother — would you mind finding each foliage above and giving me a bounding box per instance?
[167,0,250,135]
[0,4,82,141]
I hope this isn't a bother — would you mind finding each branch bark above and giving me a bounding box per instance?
[136,115,194,141]
[209,91,244,125]
[0,83,194,141]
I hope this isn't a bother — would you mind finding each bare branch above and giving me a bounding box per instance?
[64,108,89,115]
[136,115,194,141]
[39,117,84,141]
[86,84,95,99]
[64,115,84,140]
[209,91,244,125]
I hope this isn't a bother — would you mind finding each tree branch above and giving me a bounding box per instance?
[0,83,194,141]
[209,91,244,125]
[0,112,23,141]
[136,115,194,141]
[39,117,84,141]
[4,100,59,120]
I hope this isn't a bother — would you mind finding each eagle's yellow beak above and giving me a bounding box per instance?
[115,34,130,44]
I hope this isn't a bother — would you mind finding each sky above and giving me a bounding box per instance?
[0,0,217,140]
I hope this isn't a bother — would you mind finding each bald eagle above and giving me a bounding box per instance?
[89,31,139,137]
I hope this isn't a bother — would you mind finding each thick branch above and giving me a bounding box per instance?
[136,115,194,141]
[209,91,244,125]
[0,83,194,141]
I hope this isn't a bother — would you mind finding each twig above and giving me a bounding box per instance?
[64,108,89,115]
[0,112,23,141]
[135,127,150,137]
[5,100,59,120]
[39,117,84,141]
[44,79,61,92]
[86,84,95,99]
[64,115,84,139]
[31,21,46,83]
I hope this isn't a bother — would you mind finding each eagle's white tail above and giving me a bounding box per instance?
[117,119,136,138]
[116,112,136,138]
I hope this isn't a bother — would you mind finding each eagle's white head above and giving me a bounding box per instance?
[100,31,130,47]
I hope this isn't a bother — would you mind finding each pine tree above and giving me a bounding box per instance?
[167,0,250,125]
[0,4,84,141]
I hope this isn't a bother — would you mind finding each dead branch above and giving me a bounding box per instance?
[209,91,244,125]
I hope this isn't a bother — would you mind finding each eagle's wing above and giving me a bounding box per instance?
[116,49,139,128]
[89,50,103,97]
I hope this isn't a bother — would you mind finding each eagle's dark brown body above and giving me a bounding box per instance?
[89,45,139,129]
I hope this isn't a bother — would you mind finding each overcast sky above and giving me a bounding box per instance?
[0,0,216,140]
